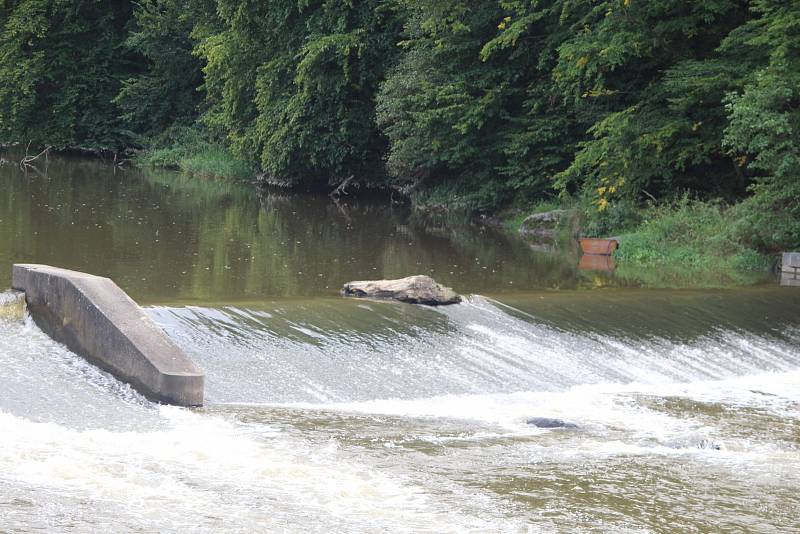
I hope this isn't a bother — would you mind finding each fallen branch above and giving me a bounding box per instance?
[113,152,130,169]
[329,175,358,199]
[20,142,51,168]
[641,189,658,203]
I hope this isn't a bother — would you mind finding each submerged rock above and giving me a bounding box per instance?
[0,290,26,321]
[526,417,579,429]
[698,438,724,451]
[341,275,461,306]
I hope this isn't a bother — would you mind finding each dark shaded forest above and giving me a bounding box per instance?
[0,1,797,252]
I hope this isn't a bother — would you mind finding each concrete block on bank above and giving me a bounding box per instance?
[782,252,800,274]
[11,264,203,406]
[780,274,800,287]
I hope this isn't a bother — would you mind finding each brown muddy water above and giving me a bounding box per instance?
[0,154,799,533]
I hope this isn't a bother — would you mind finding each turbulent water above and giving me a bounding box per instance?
[1,155,799,532]
[1,291,799,533]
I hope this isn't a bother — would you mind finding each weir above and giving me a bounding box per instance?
[11,264,203,406]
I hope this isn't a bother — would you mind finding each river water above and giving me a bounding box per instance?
[1,155,799,532]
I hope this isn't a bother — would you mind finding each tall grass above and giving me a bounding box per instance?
[139,143,253,180]
[613,199,772,286]
[509,196,775,287]
[136,125,254,180]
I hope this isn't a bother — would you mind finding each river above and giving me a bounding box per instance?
[1,155,799,532]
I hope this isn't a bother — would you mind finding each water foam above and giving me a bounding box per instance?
[148,296,800,407]
[0,406,512,532]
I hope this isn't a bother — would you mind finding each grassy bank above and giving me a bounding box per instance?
[137,142,254,181]
[612,201,773,287]
[510,198,777,287]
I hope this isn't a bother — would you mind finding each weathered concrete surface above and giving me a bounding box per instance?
[781,275,800,287]
[0,290,26,321]
[782,252,800,273]
[782,253,800,287]
[12,264,203,406]
[342,275,461,306]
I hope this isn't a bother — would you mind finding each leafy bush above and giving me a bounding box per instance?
[580,197,642,238]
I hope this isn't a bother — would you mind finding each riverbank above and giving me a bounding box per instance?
[137,145,780,288]
[137,142,254,181]
[502,198,778,288]
[6,143,786,289]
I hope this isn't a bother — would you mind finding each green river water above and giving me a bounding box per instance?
[0,154,798,533]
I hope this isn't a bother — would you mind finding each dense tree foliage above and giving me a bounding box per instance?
[720,0,800,250]
[0,0,797,247]
[198,0,402,187]
[114,0,207,140]
[0,0,135,149]
[377,1,575,209]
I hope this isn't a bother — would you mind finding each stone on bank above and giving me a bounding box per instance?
[781,252,800,287]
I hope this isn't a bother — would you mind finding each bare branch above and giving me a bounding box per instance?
[20,144,52,168]
[329,175,358,199]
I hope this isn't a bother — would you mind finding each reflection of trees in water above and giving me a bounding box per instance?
[1,155,653,303]
[404,210,585,292]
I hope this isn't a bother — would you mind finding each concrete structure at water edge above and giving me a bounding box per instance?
[781,253,800,287]
[11,264,204,406]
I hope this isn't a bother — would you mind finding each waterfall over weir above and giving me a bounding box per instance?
[1,289,799,533]
[147,294,800,406]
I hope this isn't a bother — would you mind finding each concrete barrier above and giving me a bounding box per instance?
[781,253,800,287]
[782,252,800,273]
[12,264,203,406]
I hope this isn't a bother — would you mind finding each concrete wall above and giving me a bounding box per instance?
[12,264,204,406]
[781,253,800,287]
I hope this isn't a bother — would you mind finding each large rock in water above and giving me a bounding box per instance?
[342,275,461,306]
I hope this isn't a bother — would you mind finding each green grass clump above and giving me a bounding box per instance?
[136,125,255,180]
[178,145,253,180]
[138,143,253,180]
[613,199,772,287]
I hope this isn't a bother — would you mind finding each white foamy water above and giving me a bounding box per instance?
[147,296,800,405]
[1,291,799,532]
[0,406,509,533]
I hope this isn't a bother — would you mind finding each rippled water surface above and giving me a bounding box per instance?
[1,155,799,532]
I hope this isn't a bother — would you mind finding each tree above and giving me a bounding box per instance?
[721,0,800,249]
[198,0,402,188]
[114,0,207,141]
[377,1,576,210]
[0,0,135,149]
